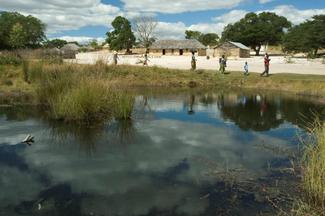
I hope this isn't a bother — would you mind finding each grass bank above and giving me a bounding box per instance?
[292,121,325,215]
[1,62,325,96]
[1,61,325,122]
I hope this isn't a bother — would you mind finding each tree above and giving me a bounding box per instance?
[133,16,158,49]
[199,33,219,46]
[185,31,219,46]
[0,12,46,49]
[282,15,325,56]
[185,30,202,40]
[221,12,291,55]
[44,39,68,48]
[89,39,100,50]
[106,16,136,52]
[8,23,26,49]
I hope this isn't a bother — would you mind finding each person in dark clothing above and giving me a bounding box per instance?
[191,51,196,70]
[261,53,271,77]
[219,55,227,74]
[143,53,149,66]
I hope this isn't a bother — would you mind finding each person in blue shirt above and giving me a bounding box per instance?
[244,61,249,76]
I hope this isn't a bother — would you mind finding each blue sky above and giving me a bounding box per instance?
[1,0,324,43]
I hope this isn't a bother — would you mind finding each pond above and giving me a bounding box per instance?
[0,91,324,216]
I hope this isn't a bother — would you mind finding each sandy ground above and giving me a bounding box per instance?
[72,51,325,75]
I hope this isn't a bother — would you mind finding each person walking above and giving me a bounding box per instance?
[143,53,149,66]
[261,53,271,77]
[219,55,227,74]
[191,51,196,70]
[244,61,249,76]
[113,51,119,65]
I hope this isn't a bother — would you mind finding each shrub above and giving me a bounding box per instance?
[0,54,22,66]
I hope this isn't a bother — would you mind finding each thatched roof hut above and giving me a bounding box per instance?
[150,39,206,56]
[60,43,80,59]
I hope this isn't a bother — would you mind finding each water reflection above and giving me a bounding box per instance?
[0,91,324,215]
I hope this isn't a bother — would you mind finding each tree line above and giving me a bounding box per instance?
[0,11,324,57]
[106,13,324,57]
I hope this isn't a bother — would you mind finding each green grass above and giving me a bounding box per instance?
[26,62,135,123]
[300,120,325,213]
[288,119,325,216]
[1,61,325,122]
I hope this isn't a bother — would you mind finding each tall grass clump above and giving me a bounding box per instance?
[22,60,29,82]
[29,62,135,123]
[299,119,325,214]
[51,80,113,123]
[113,92,134,119]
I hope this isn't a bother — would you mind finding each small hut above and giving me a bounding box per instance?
[60,43,80,59]
[149,39,206,56]
[213,41,250,58]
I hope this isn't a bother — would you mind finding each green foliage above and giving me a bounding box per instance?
[185,30,202,40]
[106,16,136,52]
[222,12,291,55]
[8,23,27,49]
[43,39,68,48]
[0,54,22,65]
[199,33,219,46]
[0,12,46,49]
[283,15,325,56]
[185,30,219,46]
[89,39,100,50]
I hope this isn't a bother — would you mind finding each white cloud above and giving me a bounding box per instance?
[267,5,325,25]
[213,9,247,24]
[0,0,121,34]
[155,22,187,39]
[121,0,245,14]
[259,0,274,4]
[51,36,106,44]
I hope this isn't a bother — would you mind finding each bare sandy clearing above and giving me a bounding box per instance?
[71,51,325,75]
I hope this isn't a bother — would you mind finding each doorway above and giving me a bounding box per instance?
[162,49,166,55]
[179,49,184,55]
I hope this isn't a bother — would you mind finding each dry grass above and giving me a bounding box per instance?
[300,120,325,213]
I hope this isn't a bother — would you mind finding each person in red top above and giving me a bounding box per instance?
[261,53,271,77]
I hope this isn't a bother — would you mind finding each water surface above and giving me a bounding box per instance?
[0,92,324,216]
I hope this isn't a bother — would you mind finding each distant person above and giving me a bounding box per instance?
[113,51,119,65]
[219,55,227,74]
[191,51,196,70]
[143,53,149,66]
[244,61,249,76]
[261,53,270,77]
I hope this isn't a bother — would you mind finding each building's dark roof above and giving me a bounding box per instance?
[214,41,250,50]
[150,39,206,49]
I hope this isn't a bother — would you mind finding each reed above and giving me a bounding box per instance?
[301,119,325,212]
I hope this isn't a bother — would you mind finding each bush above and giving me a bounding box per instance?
[0,54,22,65]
